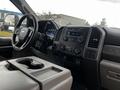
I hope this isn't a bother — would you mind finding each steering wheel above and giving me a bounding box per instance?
[12,14,38,51]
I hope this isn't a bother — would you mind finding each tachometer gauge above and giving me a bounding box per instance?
[46,29,56,40]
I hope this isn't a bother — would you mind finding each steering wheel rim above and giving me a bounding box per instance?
[12,14,38,51]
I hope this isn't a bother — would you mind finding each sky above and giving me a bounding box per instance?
[0,0,120,28]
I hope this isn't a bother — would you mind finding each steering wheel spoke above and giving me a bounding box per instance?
[28,27,34,37]
[28,27,34,31]
[15,35,20,43]
[14,28,21,35]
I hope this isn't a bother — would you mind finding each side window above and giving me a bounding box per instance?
[0,1,22,37]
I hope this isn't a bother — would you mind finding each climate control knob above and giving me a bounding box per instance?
[74,48,81,55]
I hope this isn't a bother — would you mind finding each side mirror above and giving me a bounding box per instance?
[4,15,19,32]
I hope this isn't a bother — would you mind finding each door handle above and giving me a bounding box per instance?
[107,71,120,80]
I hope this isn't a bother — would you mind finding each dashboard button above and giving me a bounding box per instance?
[63,37,68,41]
[66,47,73,52]
[60,45,66,51]
[78,36,84,43]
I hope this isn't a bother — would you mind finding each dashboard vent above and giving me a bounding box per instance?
[88,28,101,48]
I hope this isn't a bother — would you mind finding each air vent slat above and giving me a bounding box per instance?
[88,28,101,48]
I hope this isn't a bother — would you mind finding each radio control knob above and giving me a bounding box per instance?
[74,49,81,55]
[60,45,66,51]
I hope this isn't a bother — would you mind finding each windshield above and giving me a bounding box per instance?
[0,0,120,28]
[25,0,120,28]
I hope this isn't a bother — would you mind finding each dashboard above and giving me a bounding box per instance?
[32,20,120,90]
[54,27,90,57]
[51,26,105,89]
[33,21,105,61]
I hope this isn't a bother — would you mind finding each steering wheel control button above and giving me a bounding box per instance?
[19,28,29,40]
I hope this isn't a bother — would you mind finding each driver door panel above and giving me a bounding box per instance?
[0,38,13,59]
[0,38,11,46]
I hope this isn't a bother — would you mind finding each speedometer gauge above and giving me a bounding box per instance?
[46,29,55,39]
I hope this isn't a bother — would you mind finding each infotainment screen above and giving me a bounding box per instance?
[67,31,81,36]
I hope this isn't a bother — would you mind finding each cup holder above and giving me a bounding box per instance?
[17,58,44,69]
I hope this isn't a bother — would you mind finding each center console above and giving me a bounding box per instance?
[0,56,72,90]
[53,26,106,89]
